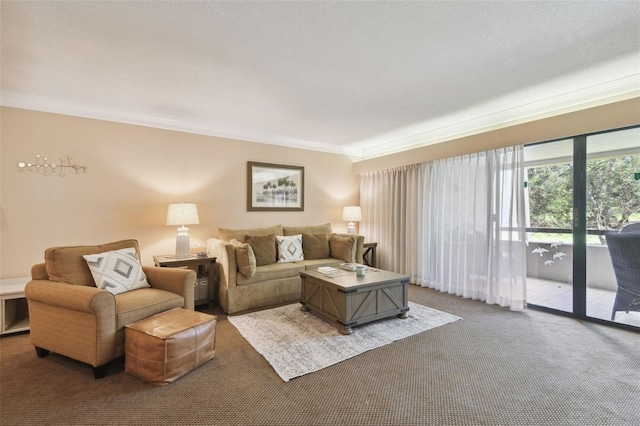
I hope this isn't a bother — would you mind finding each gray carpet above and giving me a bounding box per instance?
[1,286,639,425]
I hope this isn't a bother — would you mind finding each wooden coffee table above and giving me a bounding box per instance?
[299,268,410,335]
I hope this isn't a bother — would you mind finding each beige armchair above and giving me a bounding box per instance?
[25,239,196,378]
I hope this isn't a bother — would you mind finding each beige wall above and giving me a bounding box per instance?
[354,97,640,174]
[0,107,359,278]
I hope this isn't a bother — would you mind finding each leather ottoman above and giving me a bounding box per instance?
[125,308,216,386]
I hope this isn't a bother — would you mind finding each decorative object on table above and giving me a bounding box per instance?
[166,203,200,258]
[247,161,304,211]
[228,301,461,382]
[17,155,87,176]
[342,206,361,235]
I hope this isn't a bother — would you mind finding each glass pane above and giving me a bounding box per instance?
[586,128,640,327]
[524,140,574,313]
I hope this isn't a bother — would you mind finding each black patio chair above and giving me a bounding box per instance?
[620,222,640,233]
[606,232,640,321]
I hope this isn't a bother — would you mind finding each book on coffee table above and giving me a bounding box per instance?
[339,263,366,272]
[317,266,340,274]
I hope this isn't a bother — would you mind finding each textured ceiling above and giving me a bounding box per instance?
[1,1,639,159]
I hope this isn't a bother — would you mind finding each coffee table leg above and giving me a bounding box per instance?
[339,324,353,335]
[397,312,408,319]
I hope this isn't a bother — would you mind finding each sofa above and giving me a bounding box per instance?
[25,239,196,378]
[206,223,364,314]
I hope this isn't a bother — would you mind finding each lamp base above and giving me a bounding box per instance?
[174,226,191,258]
[347,222,356,235]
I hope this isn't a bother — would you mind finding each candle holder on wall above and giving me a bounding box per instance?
[17,155,87,177]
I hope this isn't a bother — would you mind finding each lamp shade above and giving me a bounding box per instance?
[166,203,200,226]
[342,206,362,222]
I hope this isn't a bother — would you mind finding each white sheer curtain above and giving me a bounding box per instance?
[360,146,527,310]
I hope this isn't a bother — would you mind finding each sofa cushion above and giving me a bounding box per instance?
[245,234,277,266]
[302,233,331,259]
[283,223,332,236]
[219,225,283,243]
[276,234,304,263]
[230,239,257,278]
[45,239,140,286]
[236,262,305,285]
[329,233,356,263]
[83,248,150,295]
[115,288,185,331]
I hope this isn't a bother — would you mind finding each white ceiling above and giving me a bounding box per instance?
[1,1,639,160]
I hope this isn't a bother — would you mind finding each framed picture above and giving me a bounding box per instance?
[247,162,304,211]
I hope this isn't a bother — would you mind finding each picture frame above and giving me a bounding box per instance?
[247,162,304,211]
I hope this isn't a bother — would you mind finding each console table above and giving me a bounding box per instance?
[153,255,217,307]
[1,280,29,335]
[363,242,378,268]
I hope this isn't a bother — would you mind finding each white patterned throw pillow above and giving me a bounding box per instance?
[276,234,304,263]
[83,248,150,295]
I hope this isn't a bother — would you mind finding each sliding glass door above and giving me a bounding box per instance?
[524,139,574,314]
[524,126,640,329]
[585,128,640,327]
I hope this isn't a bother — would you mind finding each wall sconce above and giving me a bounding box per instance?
[18,155,87,176]
[342,206,362,235]
[166,203,200,258]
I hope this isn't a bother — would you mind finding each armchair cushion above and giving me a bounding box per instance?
[329,233,356,263]
[302,233,331,259]
[83,248,150,295]
[245,234,277,266]
[45,239,139,286]
[276,234,304,263]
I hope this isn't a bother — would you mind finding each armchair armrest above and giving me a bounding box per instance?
[25,280,115,313]
[25,280,117,367]
[143,266,196,311]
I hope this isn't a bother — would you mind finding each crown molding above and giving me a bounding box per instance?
[3,71,638,162]
[0,91,364,158]
[354,73,640,161]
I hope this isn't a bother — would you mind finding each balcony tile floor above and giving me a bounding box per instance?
[527,278,640,327]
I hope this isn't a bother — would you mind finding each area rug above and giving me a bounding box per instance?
[228,301,462,382]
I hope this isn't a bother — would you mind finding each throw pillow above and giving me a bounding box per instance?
[244,234,277,266]
[276,234,304,263]
[82,248,150,295]
[329,233,356,263]
[302,233,330,259]
[230,239,257,278]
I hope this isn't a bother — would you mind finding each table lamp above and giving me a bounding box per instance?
[342,206,362,235]
[166,203,200,258]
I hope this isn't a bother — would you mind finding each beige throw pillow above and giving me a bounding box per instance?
[230,239,257,278]
[244,234,277,266]
[302,233,330,259]
[329,233,356,263]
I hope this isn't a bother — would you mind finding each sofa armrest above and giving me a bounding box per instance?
[336,233,365,264]
[25,280,115,313]
[207,238,236,313]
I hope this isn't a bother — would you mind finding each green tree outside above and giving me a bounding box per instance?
[527,155,640,240]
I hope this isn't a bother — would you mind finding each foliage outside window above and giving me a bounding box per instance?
[527,155,640,242]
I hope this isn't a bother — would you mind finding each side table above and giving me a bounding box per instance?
[153,255,217,307]
[363,242,378,268]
